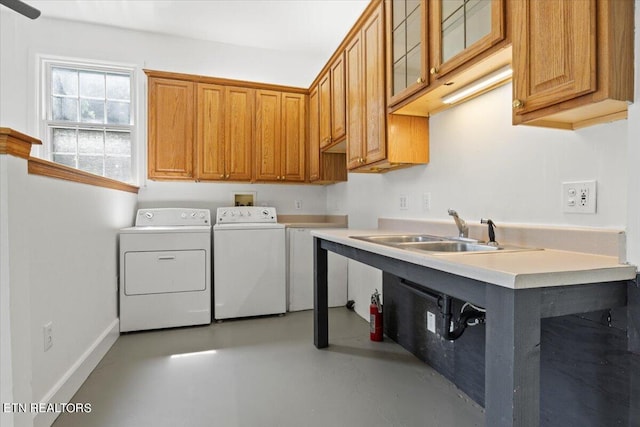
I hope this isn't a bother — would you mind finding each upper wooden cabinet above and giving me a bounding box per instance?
[387,0,428,106]
[347,0,429,172]
[255,90,306,182]
[319,53,347,149]
[196,84,254,181]
[309,84,348,183]
[346,2,386,169]
[387,0,511,115]
[148,77,194,180]
[511,0,634,129]
[429,0,506,81]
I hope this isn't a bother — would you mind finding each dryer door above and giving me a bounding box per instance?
[124,250,206,295]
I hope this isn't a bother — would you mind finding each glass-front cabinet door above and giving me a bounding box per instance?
[387,0,427,106]
[429,0,505,80]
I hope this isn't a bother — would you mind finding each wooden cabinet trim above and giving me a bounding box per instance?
[144,69,307,95]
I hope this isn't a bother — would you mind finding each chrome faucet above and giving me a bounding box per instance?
[448,209,468,238]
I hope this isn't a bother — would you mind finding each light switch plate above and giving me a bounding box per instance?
[562,180,597,214]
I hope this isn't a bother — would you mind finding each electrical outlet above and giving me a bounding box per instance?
[294,200,302,210]
[562,180,597,214]
[427,311,436,333]
[422,192,431,212]
[399,195,408,210]
[43,322,53,351]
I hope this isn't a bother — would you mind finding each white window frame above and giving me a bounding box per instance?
[39,56,138,184]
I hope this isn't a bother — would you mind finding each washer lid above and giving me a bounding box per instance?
[213,223,285,231]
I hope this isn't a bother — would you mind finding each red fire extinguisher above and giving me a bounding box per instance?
[370,289,383,341]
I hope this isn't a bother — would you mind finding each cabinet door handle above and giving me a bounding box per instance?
[219,174,225,178]
[512,99,524,109]
[225,174,230,179]
[430,67,439,75]
[417,77,424,84]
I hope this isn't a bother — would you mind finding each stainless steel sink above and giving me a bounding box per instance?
[349,234,537,254]
[351,234,444,244]
[399,241,499,253]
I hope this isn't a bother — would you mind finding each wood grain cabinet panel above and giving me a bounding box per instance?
[148,77,194,179]
[512,0,634,129]
[255,90,306,182]
[330,53,347,143]
[309,85,347,183]
[196,84,253,181]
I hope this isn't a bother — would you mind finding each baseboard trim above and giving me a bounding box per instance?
[34,319,119,427]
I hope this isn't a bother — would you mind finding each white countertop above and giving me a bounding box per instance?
[311,228,637,289]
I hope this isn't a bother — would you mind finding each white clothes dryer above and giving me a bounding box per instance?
[119,208,211,332]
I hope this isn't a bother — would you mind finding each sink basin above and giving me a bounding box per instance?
[351,234,444,244]
[349,234,537,254]
[399,241,500,253]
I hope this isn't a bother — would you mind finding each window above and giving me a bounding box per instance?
[43,60,135,183]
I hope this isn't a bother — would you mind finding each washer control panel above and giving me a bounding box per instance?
[216,207,277,224]
[135,208,211,227]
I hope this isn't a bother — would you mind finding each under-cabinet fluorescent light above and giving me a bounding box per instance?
[170,349,217,359]
[441,65,513,105]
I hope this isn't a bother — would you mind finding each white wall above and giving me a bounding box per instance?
[0,11,331,214]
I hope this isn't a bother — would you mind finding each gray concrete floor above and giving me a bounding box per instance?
[54,308,484,427]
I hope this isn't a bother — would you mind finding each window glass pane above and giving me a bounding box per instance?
[80,99,105,123]
[52,128,76,153]
[106,101,130,125]
[51,68,78,96]
[442,0,465,22]
[106,74,130,100]
[465,0,491,47]
[393,22,406,63]
[105,131,131,155]
[406,45,422,85]
[78,129,104,154]
[442,7,465,62]
[393,58,407,96]
[392,0,406,29]
[53,154,76,168]
[78,155,104,175]
[52,97,78,121]
[406,7,421,52]
[407,0,420,15]
[79,71,105,98]
[105,155,132,182]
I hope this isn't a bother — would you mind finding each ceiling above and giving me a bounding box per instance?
[26,0,369,58]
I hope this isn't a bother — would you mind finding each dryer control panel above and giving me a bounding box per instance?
[216,207,277,224]
[135,208,211,227]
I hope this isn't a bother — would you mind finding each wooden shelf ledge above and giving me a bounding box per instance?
[1,127,139,194]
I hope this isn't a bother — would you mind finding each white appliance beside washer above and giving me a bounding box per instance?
[119,208,211,332]
[213,206,286,320]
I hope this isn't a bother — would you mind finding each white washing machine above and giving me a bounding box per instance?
[213,207,286,320]
[119,208,211,332]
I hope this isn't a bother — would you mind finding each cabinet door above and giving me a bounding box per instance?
[363,2,387,165]
[319,73,332,148]
[308,86,321,182]
[225,86,254,181]
[196,83,225,180]
[148,77,194,179]
[346,31,365,169]
[388,0,428,106]
[429,0,506,80]
[330,53,347,142]
[512,0,597,116]
[281,93,306,182]
[255,90,282,181]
